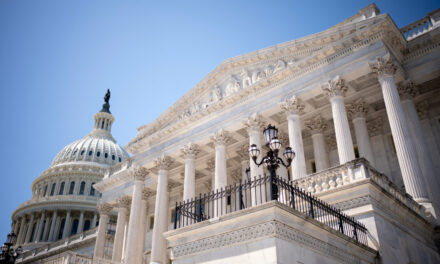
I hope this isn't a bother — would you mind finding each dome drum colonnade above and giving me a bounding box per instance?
[94,53,437,263]
[10,90,130,249]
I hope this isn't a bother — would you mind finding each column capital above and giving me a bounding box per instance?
[347,98,369,119]
[236,144,249,161]
[305,115,327,134]
[118,196,132,209]
[243,113,265,131]
[210,129,230,146]
[131,166,149,181]
[416,100,430,120]
[97,203,113,215]
[321,75,347,98]
[142,188,155,200]
[154,155,174,171]
[279,95,305,116]
[369,54,397,78]
[181,142,200,159]
[397,79,419,100]
[367,118,383,137]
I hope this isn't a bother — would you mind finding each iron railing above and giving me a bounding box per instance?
[173,174,368,245]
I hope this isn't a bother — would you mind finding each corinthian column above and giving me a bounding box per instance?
[243,114,265,179]
[280,95,307,179]
[181,142,200,201]
[398,80,439,214]
[125,166,149,264]
[347,98,375,166]
[305,116,329,172]
[210,129,230,191]
[137,189,153,264]
[369,55,431,207]
[112,196,131,262]
[322,76,355,164]
[93,203,112,259]
[151,155,173,264]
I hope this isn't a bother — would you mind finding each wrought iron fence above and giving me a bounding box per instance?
[173,174,368,246]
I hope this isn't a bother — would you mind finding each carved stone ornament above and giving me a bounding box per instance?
[397,79,419,100]
[154,155,174,170]
[347,98,369,119]
[181,142,200,159]
[321,75,348,98]
[416,100,430,120]
[97,203,113,215]
[167,180,180,192]
[131,166,149,181]
[142,188,155,200]
[210,129,230,146]
[279,95,305,116]
[367,118,383,137]
[211,84,222,103]
[240,69,252,89]
[206,158,215,172]
[225,75,241,96]
[243,113,265,131]
[118,196,132,209]
[368,54,397,78]
[305,115,327,134]
[325,135,337,151]
[273,59,286,73]
[237,144,250,161]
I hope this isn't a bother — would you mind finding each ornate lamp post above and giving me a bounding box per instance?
[0,233,22,264]
[248,124,295,200]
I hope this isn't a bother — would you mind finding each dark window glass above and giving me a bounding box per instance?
[90,183,96,196]
[112,155,115,160]
[43,185,48,196]
[58,219,66,240]
[88,150,93,156]
[69,182,75,195]
[59,182,65,195]
[118,157,121,162]
[97,152,100,157]
[80,150,85,155]
[105,153,108,158]
[50,183,56,196]
[71,219,79,235]
[79,181,86,195]
[83,220,91,232]
[39,220,46,241]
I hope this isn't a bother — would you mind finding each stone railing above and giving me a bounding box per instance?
[91,258,119,264]
[400,9,440,40]
[39,251,93,264]
[293,158,426,218]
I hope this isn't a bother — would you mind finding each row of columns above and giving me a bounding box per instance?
[13,210,97,245]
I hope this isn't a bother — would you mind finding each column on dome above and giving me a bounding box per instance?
[280,95,307,180]
[62,210,71,239]
[136,189,153,264]
[322,76,355,164]
[305,116,330,172]
[35,211,46,242]
[13,219,19,235]
[398,80,439,213]
[17,216,26,245]
[125,167,149,264]
[24,213,35,243]
[42,213,51,241]
[91,212,98,229]
[369,55,432,210]
[181,142,200,201]
[77,211,85,234]
[48,211,58,241]
[112,196,131,262]
[151,155,173,264]
[243,114,265,179]
[93,203,113,259]
[237,144,250,182]
[347,98,375,166]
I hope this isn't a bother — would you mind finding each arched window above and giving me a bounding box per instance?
[83,220,91,232]
[58,219,66,240]
[43,185,48,197]
[50,183,56,196]
[71,219,79,235]
[89,183,96,196]
[96,151,100,157]
[79,181,86,195]
[118,157,121,162]
[112,155,115,160]
[59,182,65,195]
[105,153,108,158]
[69,182,75,195]
[88,150,93,156]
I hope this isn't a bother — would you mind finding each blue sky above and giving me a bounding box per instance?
[0,0,437,240]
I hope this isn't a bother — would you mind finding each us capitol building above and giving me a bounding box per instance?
[6,4,440,264]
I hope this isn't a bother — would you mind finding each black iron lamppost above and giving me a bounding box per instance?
[0,233,22,264]
[248,124,295,200]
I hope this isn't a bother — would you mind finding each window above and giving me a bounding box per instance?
[101,120,105,129]
[79,181,86,195]
[118,157,121,162]
[112,155,115,160]
[149,216,154,230]
[80,150,85,155]
[58,219,66,239]
[71,219,79,235]
[97,151,100,157]
[105,153,108,158]
[83,220,91,232]
[39,220,46,241]
[69,182,75,195]
[73,149,77,155]
[43,185,48,197]
[50,183,56,196]
[59,182,65,195]
[90,183,96,196]
[310,161,317,173]
[88,150,93,156]
[354,146,360,158]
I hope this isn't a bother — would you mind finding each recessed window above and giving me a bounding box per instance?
[69,182,75,195]
[97,151,100,157]
[112,155,115,160]
[79,181,86,195]
[80,150,85,155]
[59,182,65,195]
[90,183,96,196]
[83,220,90,232]
[118,157,121,162]
[105,153,108,158]
[71,219,79,235]
[50,183,56,196]
[88,150,93,156]
[43,185,48,197]
[58,219,66,240]
[73,150,77,155]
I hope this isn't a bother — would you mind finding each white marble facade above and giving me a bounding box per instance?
[9,3,440,264]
